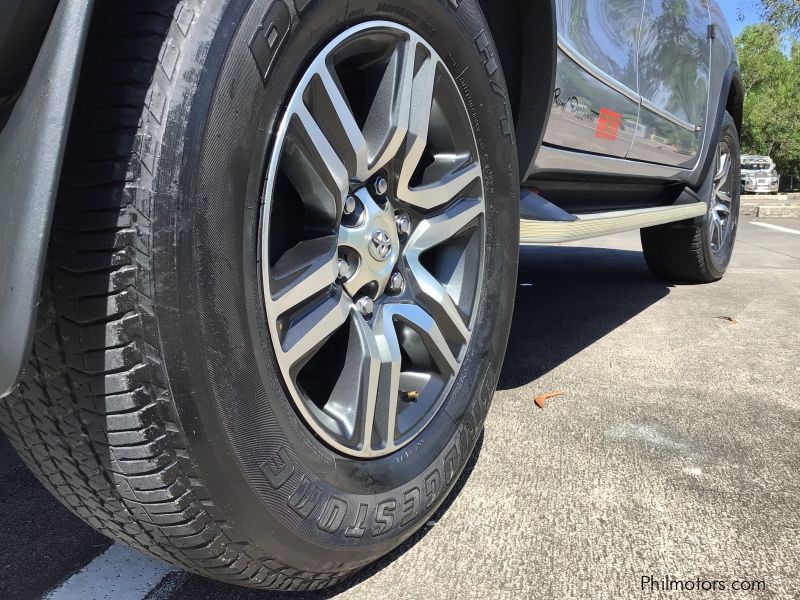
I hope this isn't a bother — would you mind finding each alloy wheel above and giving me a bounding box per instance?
[709,140,735,254]
[260,22,485,458]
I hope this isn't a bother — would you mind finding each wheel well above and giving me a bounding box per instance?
[479,0,556,181]
[726,72,744,138]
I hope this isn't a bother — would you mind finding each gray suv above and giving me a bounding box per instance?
[0,0,742,590]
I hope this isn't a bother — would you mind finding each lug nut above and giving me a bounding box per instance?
[337,258,351,279]
[343,195,357,215]
[389,272,405,294]
[396,213,412,236]
[373,176,389,196]
[355,296,374,317]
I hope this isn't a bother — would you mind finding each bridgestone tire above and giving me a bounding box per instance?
[640,112,741,284]
[0,0,519,590]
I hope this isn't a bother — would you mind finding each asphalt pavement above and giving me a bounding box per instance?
[2,218,798,599]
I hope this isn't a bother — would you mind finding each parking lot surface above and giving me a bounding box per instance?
[2,218,798,599]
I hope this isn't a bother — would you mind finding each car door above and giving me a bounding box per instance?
[628,0,711,167]
[544,0,644,158]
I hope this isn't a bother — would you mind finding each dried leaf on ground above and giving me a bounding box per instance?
[715,316,738,324]
[534,391,563,409]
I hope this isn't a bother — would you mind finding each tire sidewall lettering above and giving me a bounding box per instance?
[258,407,484,540]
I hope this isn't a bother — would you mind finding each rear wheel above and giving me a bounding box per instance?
[641,112,741,283]
[0,0,518,590]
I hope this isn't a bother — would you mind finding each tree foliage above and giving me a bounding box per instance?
[760,0,800,37]
[736,24,800,175]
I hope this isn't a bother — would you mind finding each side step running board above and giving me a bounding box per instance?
[519,193,707,244]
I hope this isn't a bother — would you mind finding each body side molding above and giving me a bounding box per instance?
[528,145,693,182]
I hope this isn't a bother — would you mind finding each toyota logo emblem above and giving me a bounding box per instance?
[368,229,392,261]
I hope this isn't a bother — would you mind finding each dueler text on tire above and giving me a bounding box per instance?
[0,0,519,590]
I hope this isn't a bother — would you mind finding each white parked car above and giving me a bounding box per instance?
[742,155,780,194]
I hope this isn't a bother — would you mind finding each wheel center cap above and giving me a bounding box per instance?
[369,229,393,261]
[337,189,400,299]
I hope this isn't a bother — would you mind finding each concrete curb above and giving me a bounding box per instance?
[742,193,800,204]
[739,193,800,217]
[741,203,800,218]
[755,205,800,217]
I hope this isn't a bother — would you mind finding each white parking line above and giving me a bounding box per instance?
[45,544,176,600]
[749,221,800,235]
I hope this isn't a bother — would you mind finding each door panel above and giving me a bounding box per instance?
[629,0,710,166]
[543,0,644,158]
[544,51,639,158]
[556,0,642,91]
[630,105,702,165]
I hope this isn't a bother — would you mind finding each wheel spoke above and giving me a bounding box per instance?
[399,162,482,211]
[290,103,350,204]
[393,45,482,211]
[408,197,484,252]
[709,213,723,250]
[270,237,340,315]
[716,215,725,248]
[404,198,483,343]
[713,202,731,217]
[314,312,387,449]
[282,292,351,370]
[357,310,403,452]
[406,264,470,343]
[397,50,439,201]
[306,36,416,183]
[355,37,415,180]
[351,303,462,453]
[714,149,730,184]
[307,64,370,180]
[390,304,459,374]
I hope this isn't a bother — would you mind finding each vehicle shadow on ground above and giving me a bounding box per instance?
[497,245,671,390]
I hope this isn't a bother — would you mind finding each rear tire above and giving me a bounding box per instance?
[0,0,518,590]
[641,112,741,283]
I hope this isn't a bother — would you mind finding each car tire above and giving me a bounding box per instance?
[0,0,519,590]
[640,111,741,283]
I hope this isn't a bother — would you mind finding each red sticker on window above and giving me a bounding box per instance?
[595,108,622,141]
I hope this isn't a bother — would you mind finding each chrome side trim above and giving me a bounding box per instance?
[557,38,639,104]
[520,203,707,244]
[640,97,697,133]
[557,38,697,133]
[528,145,693,181]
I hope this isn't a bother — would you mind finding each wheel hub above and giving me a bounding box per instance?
[339,187,400,299]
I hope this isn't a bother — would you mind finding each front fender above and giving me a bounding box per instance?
[688,0,741,190]
[0,0,94,396]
